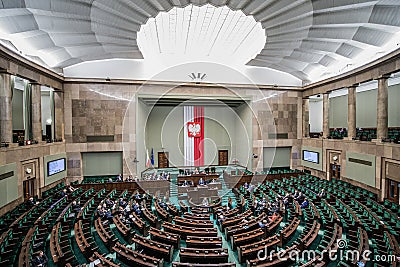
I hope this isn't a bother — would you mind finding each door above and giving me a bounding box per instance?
[218,150,228,166]
[23,179,35,199]
[386,179,399,204]
[330,163,341,180]
[158,152,169,168]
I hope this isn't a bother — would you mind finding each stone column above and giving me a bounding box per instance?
[0,72,12,143]
[377,76,389,139]
[30,82,42,142]
[302,98,310,137]
[54,91,64,140]
[347,85,357,139]
[323,93,330,138]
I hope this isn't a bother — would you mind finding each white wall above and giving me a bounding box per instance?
[41,90,52,135]
[142,103,252,168]
[235,102,252,168]
[64,61,302,87]
[136,99,151,173]
[327,84,400,128]
[309,99,323,133]
[146,106,184,167]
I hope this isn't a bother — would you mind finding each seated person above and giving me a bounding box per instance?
[300,198,309,209]
[158,201,167,210]
[119,198,127,208]
[104,209,113,220]
[117,206,124,215]
[258,219,268,229]
[283,197,290,210]
[198,178,205,185]
[60,189,68,198]
[297,193,305,203]
[105,198,114,207]
[217,215,225,225]
[182,180,191,187]
[248,184,255,193]
[193,168,199,174]
[127,214,136,226]
[163,194,169,203]
[97,206,104,218]
[210,178,217,183]
[72,201,81,213]
[294,191,303,202]
[27,197,37,207]
[243,182,249,189]
[202,197,209,206]
[116,174,123,182]
[132,201,141,215]
[227,197,233,210]
[67,185,75,193]
[317,189,326,198]
[32,251,48,267]
[124,205,131,214]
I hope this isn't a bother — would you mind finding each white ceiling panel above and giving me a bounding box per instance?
[0,0,398,83]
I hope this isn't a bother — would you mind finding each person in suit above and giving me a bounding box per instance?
[317,189,326,198]
[198,178,205,185]
[96,206,104,218]
[27,197,36,207]
[72,201,81,213]
[217,215,225,225]
[301,198,309,209]
[67,185,75,193]
[227,197,233,210]
[258,219,268,229]
[119,198,127,208]
[243,182,249,189]
[60,189,68,198]
[32,251,48,267]
[105,198,114,207]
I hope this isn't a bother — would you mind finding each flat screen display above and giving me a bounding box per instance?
[302,150,319,164]
[48,158,66,176]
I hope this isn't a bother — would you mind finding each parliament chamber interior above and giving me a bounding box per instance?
[0,1,400,267]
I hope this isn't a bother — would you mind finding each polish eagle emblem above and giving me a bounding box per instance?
[187,122,201,137]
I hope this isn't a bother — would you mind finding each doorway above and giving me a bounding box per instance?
[158,152,169,168]
[330,163,341,180]
[23,179,35,199]
[386,179,399,204]
[218,150,228,166]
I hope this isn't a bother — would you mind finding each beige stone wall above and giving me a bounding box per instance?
[0,142,66,216]
[301,137,400,200]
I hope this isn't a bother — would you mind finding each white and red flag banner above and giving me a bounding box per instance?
[184,106,204,166]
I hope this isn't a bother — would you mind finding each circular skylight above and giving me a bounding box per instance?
[137,4,266,67]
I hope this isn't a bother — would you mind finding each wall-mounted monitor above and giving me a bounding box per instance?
[302,150,319,164]
[47,158,66,176]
